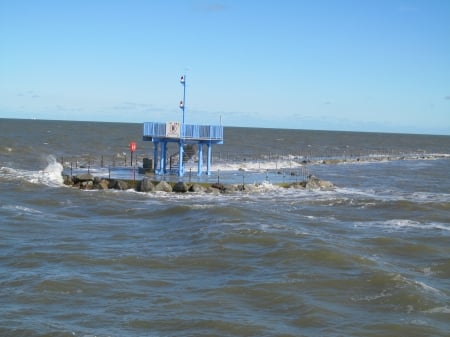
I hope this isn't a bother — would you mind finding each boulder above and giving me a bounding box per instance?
[154,180,172,192]
[205,186,221,194]
[173,181,189,193]
[96,179,110,190]
[80,180,94,190]
[290,181,307,189]
[211,183,225,191]
[140,177,155,192]
[305,176,334,190]
[222,184,238,193]
[63,175,73,186]
[75,173,94,182]
[240,184,259,192]
[190,184,206,193]
[112,180,129,190]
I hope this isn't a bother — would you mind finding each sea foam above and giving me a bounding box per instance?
[0,155,64,187]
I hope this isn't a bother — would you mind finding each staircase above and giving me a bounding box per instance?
[169,144,197,170]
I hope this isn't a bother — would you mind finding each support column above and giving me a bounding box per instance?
[206,142,212,175]
[153,142,159,174]
[197,143,203,176]
[161,141,167,174]
[178,141,184,176]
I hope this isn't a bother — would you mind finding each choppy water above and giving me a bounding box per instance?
[1,118,449,336]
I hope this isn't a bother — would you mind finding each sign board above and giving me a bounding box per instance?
[166,122,181,138]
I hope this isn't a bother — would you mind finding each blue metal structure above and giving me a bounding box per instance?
[142,76,224,176]
[143,122,223,176]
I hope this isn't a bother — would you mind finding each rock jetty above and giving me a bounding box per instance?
[62,174,335,193]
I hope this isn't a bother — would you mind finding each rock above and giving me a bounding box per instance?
[211,183,225,191]
[322,159,340,165]
[81,180,94,190]
[205,186,221,194]
[154,180,172,192]
[96,179,110,190]
[173,181,189,193]
[222,184,238,193]
[63,175,73,186]
[290,181,307,189]
[305,176,334,190]
[190,184,206,193]
[112,180,129,190]
[75,173,94,182]
[241,184,259,192]
[140,177,155,192]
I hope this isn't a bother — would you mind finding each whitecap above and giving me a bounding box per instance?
[423,306,450,314]
[0,155,64,187]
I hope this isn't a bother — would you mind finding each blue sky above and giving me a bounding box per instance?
[1,0,449,134]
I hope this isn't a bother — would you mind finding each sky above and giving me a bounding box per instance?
[1,0,449,135]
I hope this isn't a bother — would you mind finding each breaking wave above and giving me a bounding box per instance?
[0,155,63,187]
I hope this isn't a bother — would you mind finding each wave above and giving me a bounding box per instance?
[188,152,450,173]
[0,155,64,187]
[354,219,450,232]
[335,187,450,204]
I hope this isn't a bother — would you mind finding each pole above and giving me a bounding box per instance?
[181,74,186,125]
[179,74,186,176]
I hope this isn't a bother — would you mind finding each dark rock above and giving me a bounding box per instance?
[211,183,225,191]
[173,181,189,193]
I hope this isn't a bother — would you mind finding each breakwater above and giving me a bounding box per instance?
[62,173,334,193]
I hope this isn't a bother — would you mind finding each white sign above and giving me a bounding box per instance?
[166,122,181,138]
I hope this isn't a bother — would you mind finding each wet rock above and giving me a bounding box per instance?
[205,186,221,194]
[96,179,110,190]
[112,180,129,190]
[140,177,155,192]
[75,173,95,182]
[80,180,94,190]
[63,175,73,186]
[222,184,238,193]
[173,181,189,193]
[305,176,334,190]
[155,180,172,192]
[211,183,225,191]
[240,184,259,192]
[190,184,206,193]
[290,181,307,189]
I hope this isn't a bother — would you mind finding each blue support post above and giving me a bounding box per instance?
[178,141,184,176]
[207,142,212,175]
[197,143,203,176]
[162,141,167,173]
[153,142,159,173]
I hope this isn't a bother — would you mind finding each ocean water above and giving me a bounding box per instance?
[1,118,449,337]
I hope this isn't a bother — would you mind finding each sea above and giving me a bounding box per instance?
[1,118,449,337]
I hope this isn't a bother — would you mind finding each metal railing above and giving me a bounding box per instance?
[143,122,223,141]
